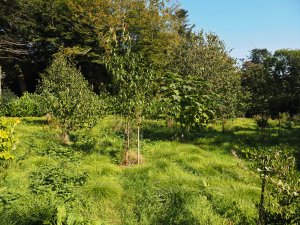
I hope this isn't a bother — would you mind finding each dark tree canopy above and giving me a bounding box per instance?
[242,48,300,116]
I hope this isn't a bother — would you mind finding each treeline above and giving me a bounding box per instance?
[242,48,300,117]
[0,0,299,124]
[0,0,195,93]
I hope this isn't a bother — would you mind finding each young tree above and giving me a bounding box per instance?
[244,146,300,224]
[104,43,154,164]
[160,72,214,138]
[40,53,101,143]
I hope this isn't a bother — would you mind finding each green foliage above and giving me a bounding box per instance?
[72,132,124,164]
[56,205,84,225]
[0,193,58,225]
[161,72,214,132]
[242,48,300,117]
[0,0,181,95]
[40,53,102,137]
[0,89,18,116]
[30,163,87,199]
[1,116,299,224]
[292,114,300,125]
[278,112,293,129]
[8,92,46,117]
[0,118,20,161]
[104,50,154,118]
[243,146,300,224]
[168,31,246,121]
[254,115,270,130]
[0,91,46,117]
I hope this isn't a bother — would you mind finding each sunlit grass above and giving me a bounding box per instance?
[0,116,298,224]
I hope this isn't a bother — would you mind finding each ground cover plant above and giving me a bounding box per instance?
[0,116,299,224]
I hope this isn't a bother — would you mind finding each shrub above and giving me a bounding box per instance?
[9,92,46,117]
[243,146,300,224]
[0,89,17,116]
[0,117,20,161]
[292,114,300,125]
[278,112,293,129]
[40,53,102,142]
[254,115,269,130]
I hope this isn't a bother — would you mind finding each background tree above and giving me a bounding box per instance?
[242,48,300,117]
[167,31,245,128]
[270,49,300,115]
[0,0,182,95]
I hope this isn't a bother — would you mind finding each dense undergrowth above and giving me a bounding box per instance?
[0,116,299,224]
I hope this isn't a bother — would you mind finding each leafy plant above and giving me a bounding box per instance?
[0,118,20,161]
[160,72,214,138]
[40,53,102,143]
[30,164,87,201]
[243,146,300,224]
[0,88,18,116]
[56,205,84,225]
[104,35,155,164]
[254,115,269,130]
[8,92,46,117]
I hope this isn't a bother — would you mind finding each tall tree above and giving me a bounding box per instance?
[242,48,300,117]
[1,0,182,94]
[168,31,244,123]
[271,49,300,115]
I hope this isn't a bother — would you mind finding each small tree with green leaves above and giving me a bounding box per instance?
[160,72,215,139]
[40,53,101,143]
[104,49,154,165]
[243,146,300,224]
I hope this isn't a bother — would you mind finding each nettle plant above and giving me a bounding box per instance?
[0,118,20,161]
[243,146,300,225]
[40,53,101,143]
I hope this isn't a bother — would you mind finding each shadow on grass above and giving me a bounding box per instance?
[142,121,300,169]
[21,117,46,126]
[198,126,300,169]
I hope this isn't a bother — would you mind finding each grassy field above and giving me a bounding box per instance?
[0,116,299,224]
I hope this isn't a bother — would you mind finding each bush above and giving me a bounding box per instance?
[254,115,269,130]
[0,89,17,116]
[278,112,293,129]
[0,117,20,161]
[243,146,300,224]
[40,53,102,142]
[9,92,46,117]
[292,114,300,125]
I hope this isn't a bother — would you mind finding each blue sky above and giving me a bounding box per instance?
[179,0,300,60]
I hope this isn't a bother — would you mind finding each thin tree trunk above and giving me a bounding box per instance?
[222,118,226,133]
[137,123,140,165]
[124,119,130,166]
[258,173,267,225]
